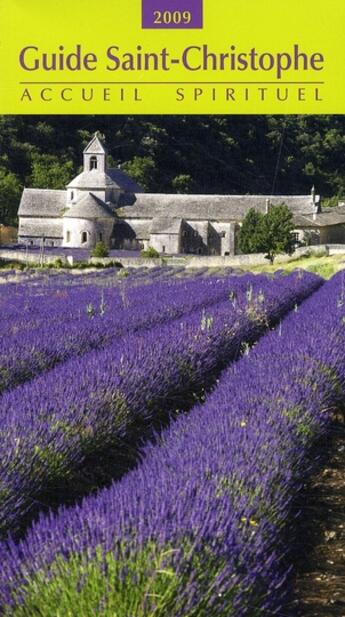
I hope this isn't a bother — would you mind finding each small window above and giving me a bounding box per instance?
[70,191,74,201]
[90,156,98,170]
[99,232,103,242]
[66,231,71,243]
[162,245,166,253]
[81,231,88,244]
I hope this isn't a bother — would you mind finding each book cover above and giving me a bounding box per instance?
[0,1,344,615]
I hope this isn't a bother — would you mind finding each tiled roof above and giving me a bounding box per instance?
[314,206,345,227]
[18,219,63,238]
[18,189,67,217]
[107,168,144,193]
[117,194,318,221]
[293,206,345,228]
[67,170,121,190]
[67,167,143,192]
[63,193,115,219]
[150,217,183,234]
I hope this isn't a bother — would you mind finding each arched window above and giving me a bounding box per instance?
[89,156,98,170]
[81,231,88,244]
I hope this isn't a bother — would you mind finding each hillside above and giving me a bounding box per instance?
[0,115,345,225]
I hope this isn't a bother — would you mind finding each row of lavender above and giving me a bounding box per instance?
[0,266,187,327]
[0,264,190,290]
[0,275,250,393]
[1,273,343,616]
[0,271,320,540]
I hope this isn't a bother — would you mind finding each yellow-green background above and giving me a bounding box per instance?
[0,0,344,114]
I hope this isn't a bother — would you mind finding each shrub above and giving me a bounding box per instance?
[141,246,160,258]
[91,242,109,258]
[118,268,130,279]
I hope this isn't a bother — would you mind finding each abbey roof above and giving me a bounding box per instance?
[63,193,115,219]
[67,168,143,192]
[18,189,66,217]
[117,193,320,221]
[20,182,345,231]
[151,217,183,234]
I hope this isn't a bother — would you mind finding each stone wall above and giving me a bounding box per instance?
[18,217,63,247]
[1,243,343,269]
[0,249,68,265]
[89,245,334,269]
[62,218,114,249]
[150,233,181,254]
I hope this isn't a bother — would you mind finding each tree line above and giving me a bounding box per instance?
[0,114,344,226]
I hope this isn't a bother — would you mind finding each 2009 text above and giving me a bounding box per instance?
[153,10,192,25]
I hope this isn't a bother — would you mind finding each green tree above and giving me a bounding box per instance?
[1,114,345,221]
[238,208,266,254]
[261,204,294,263]
[239,204,294,263]
[29,154,74,190]
[0,168,22,225]
[171,174,193,193]
[121,156,156,191]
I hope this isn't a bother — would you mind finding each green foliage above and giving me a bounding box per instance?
[91,241,109,258]
[1,115,345,229]
[238,208,266,254]
[5,541,238,617]
[118,268,130,278]
[307,262,336,279]
[29,153,74,190]
[54,258,64,269]
[121,155,156,191]
[0,168,22,225]
[171,174,194,193]
[141,246,160,258]
[239,204,294,263]
[261,204,294,263]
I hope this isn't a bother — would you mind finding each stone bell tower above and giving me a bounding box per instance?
[83,132,107,173]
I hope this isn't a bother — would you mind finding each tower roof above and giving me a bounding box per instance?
[67,170,121,190]
[83,132,107,155]
[63,193,115,219]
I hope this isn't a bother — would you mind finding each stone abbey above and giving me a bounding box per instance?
[18,133,345,255]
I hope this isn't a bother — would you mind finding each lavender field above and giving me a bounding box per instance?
[0,266,343,615]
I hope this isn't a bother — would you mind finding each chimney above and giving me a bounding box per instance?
[311,185,320,220]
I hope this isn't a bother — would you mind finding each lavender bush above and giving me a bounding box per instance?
[0,272,344,615]
[0,275,252,393]
[0,271,320,539]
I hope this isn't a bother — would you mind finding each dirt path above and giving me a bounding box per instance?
[294,417,345,616]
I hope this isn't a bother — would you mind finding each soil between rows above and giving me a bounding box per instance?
[293,415,345,616]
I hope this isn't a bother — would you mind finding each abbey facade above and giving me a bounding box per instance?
[18,133,345,255]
